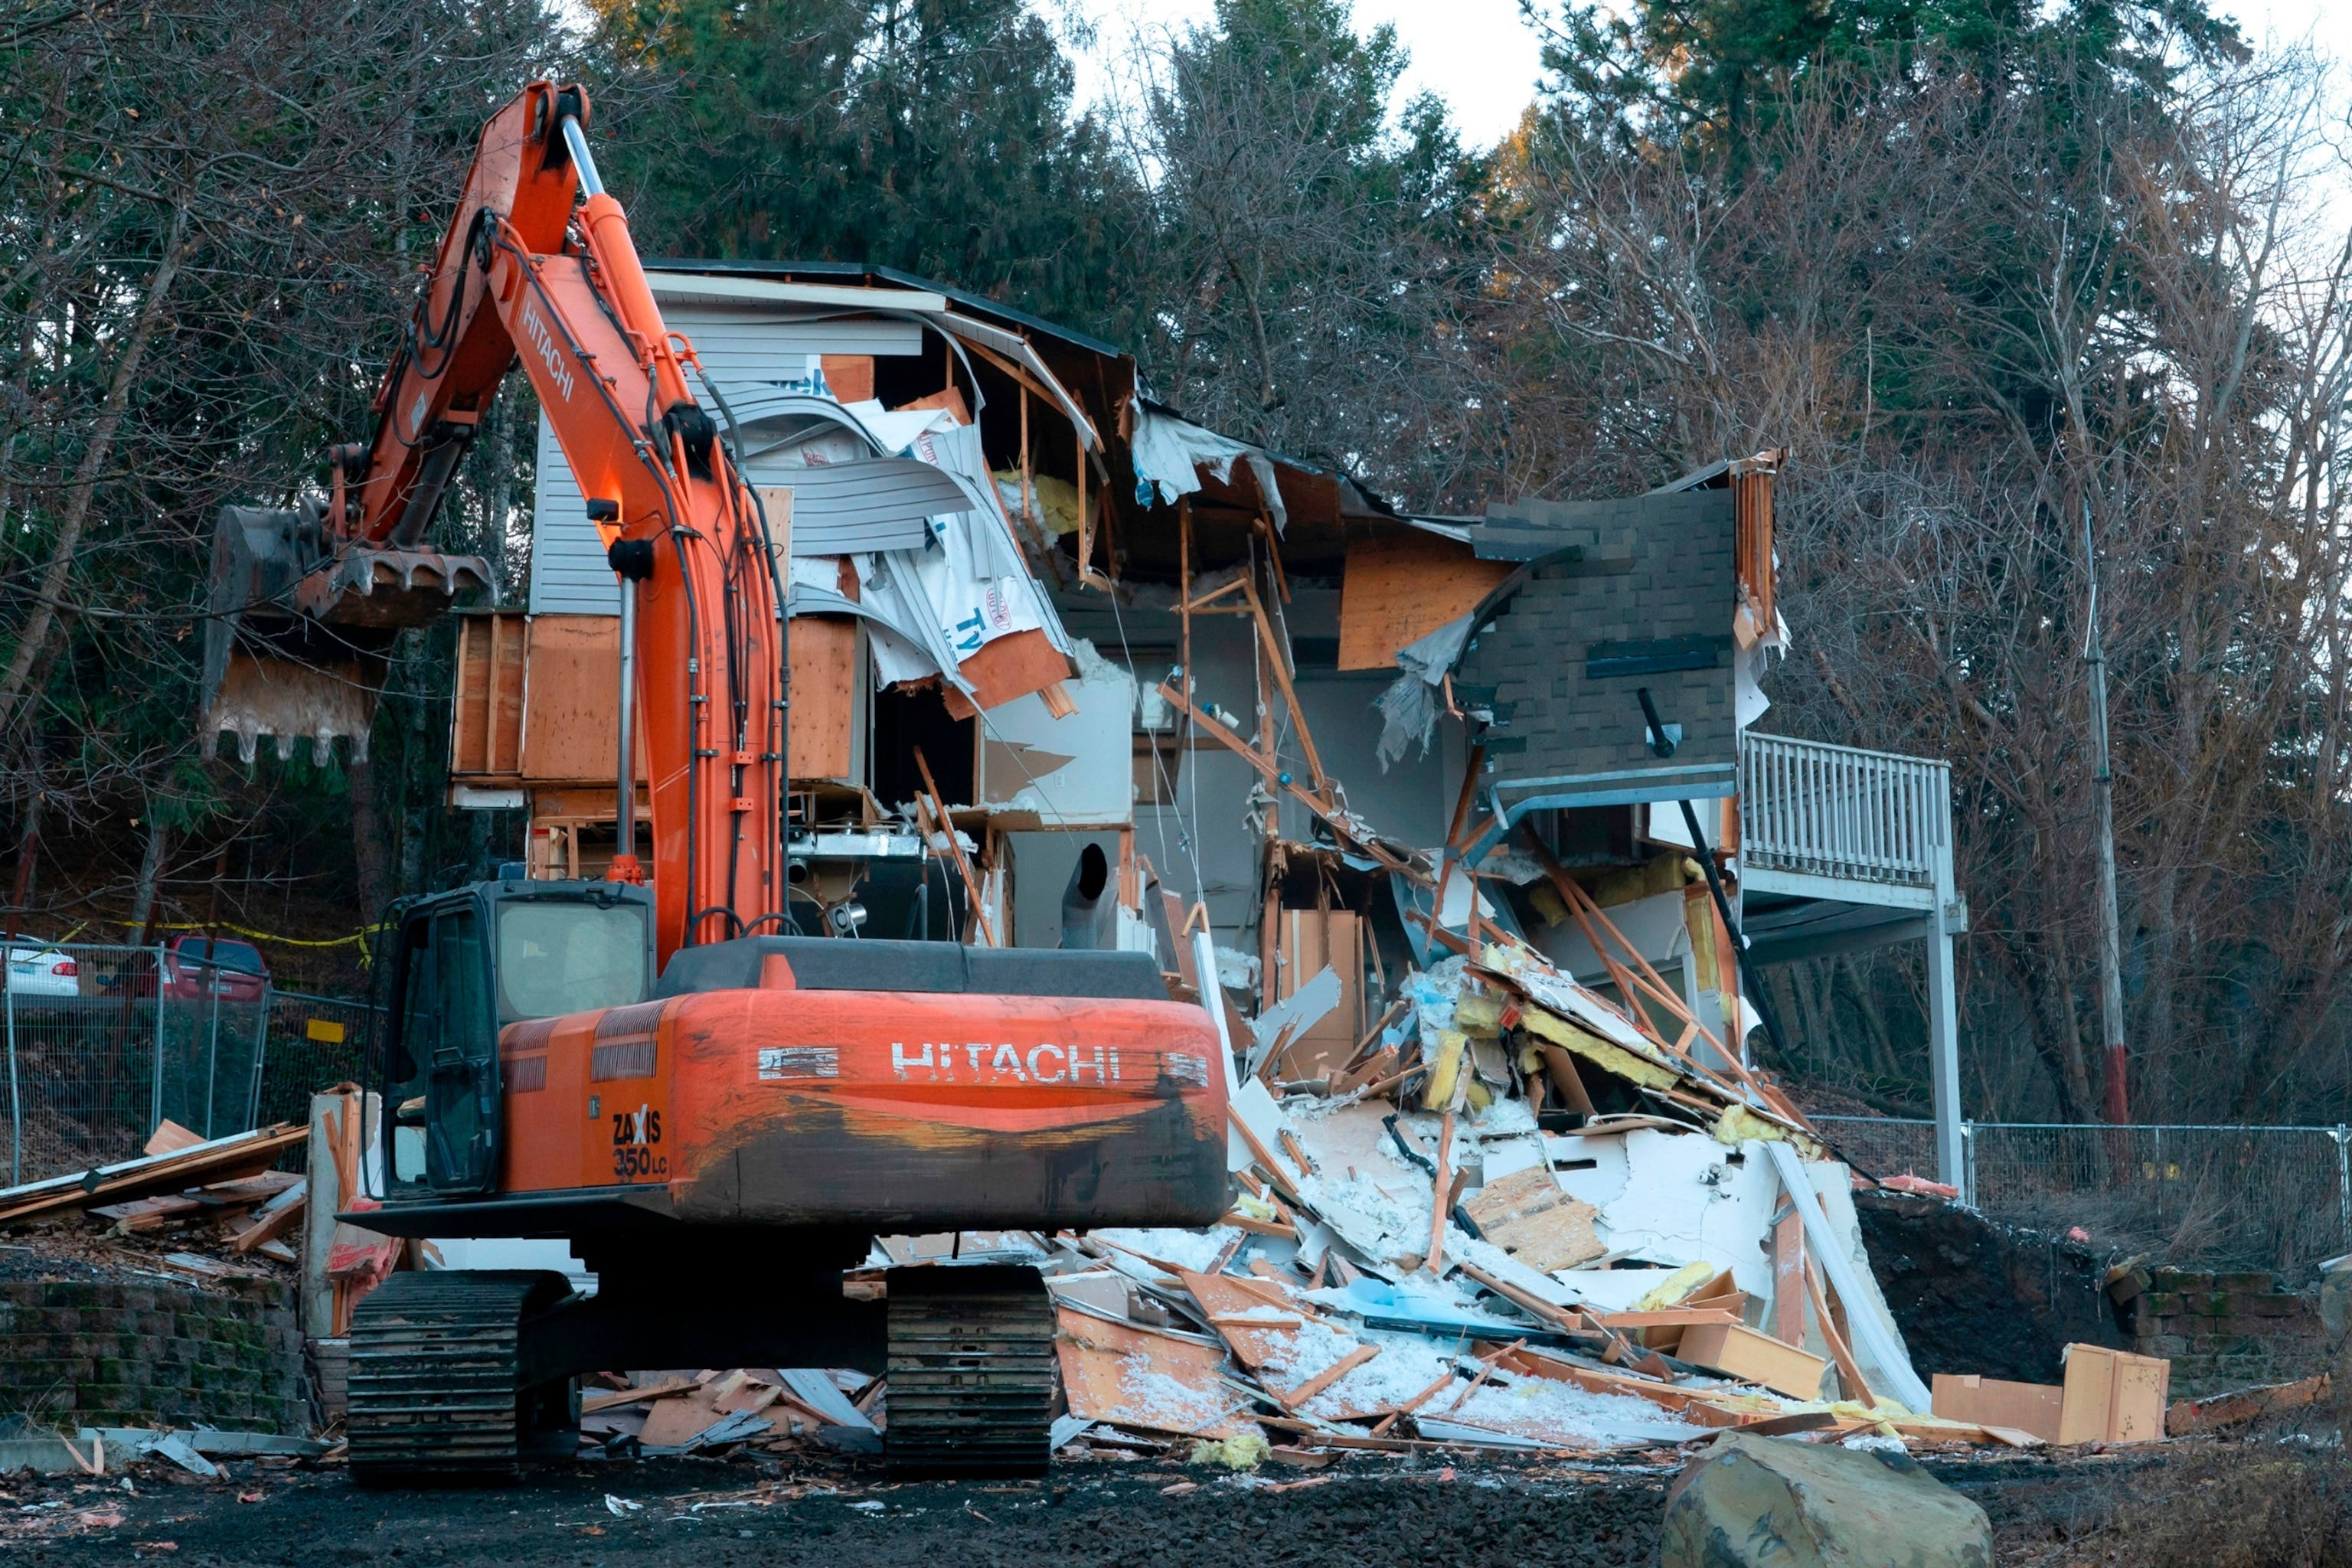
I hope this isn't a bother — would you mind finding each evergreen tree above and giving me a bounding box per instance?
[586,0,1138,335]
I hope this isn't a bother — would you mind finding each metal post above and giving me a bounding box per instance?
[3,956,16,1187]
[1962,1121,1977,1210]
[616,574,638,877]
[2335,1125,2348,1252]
[1925,902,1965,1190]
[149,945,165,1135]
[2082,501,2128,1122]
[247,985,271,1132]
[202,956,222,1138]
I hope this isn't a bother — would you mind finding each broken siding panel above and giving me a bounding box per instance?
[531,308,925,616]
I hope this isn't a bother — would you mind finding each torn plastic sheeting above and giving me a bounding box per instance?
[1375,612,1474,770]
[1130,405,1288,533]
[1308,1274,1550,1343]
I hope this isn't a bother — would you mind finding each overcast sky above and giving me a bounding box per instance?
[1062,0,2348,153]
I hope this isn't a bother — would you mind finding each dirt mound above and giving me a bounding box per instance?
[1857,1191,2128,1383]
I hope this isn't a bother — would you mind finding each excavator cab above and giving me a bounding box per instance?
[380,877,653,1197]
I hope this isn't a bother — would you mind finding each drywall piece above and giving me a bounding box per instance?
[1583,1129,1782,1300]
[426,1236,593,1294]
[977,640,1133,823]
[1248,965,1341,1080]
[1227,1077,1297,1178]
[1541,1132,1633,1210]
[1766,1140,1932,1411]
[1537,886,1694,971]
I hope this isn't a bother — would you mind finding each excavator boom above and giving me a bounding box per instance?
[211,83,784,959]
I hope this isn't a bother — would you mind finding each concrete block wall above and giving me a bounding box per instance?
[0,1276,309,1434]
[2115,1267,2317,1393]
[1459,491,1736,796]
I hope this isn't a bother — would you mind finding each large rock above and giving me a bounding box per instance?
[1659,1432,1992,1568]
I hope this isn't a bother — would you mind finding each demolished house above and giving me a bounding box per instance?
[424,260,2064,1455]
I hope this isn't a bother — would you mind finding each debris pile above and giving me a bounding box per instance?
[1014,935,2084,1460]
[0,1118,307,1282]
[579,1368,882,1459]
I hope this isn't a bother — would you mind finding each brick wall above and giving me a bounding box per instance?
[1458,490,1736,804]
[0,1276,308,1434]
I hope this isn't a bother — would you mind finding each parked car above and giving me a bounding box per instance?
[107,936,270,1002]
[2,945,79,997]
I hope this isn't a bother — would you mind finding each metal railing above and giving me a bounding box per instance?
[1739,733,1951,887]
[1818,1115,2352,1277]
[0,942,381,1187]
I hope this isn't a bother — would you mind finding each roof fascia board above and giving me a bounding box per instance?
[647,272,949,314]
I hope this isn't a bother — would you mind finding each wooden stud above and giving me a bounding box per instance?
[1425,1109,1455,1275]
[1772,1210,1807,1347]
[1805,1256,1874,1407]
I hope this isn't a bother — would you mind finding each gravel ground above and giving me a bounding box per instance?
[1,1441,2314,1567]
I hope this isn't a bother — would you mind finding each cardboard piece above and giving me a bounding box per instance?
[2059,1344,2170,1445]
[1273,911,1363,1080]
[1054,1305,1256,1438]
[1931,1345,2170,1446]
[1932,1373,2066,1442]
[1676,1321,1830,1400]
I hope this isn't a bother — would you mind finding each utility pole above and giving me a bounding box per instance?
[2083,500,2128,1124]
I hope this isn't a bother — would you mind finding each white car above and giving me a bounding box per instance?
[4,946,79,997]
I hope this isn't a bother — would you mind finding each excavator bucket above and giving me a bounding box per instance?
[201,504,489,764]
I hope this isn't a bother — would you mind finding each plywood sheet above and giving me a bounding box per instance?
[520,615,619,782]
[1178,1269,1388,1421]
[2058,1344,2170,1445]
[1338,534,1512,671]
[790,616,859,781]
[452,612,527,777]
[1933,1374,2064,1442]
[1463,1167,1606,1272]
[1676,1321,1828,1400]
[821,354,874,404]
[1276,910,1361,1080]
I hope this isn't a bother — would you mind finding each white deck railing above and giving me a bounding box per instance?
[1738,732,1950,887]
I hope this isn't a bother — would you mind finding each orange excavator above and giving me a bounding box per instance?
[206,82,1227,1480]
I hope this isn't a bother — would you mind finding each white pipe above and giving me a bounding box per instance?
[1765,1138,1933,1412]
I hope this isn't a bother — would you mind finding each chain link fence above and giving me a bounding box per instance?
[1817,1115,2352,1278]
[0,942,383,1187]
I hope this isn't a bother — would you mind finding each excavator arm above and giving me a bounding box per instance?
[208,82,786,961]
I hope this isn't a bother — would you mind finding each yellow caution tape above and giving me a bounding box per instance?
[146,922,371,950]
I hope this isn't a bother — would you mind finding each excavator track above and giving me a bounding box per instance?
[884,1264,1057,1478]
[347,1270,576,1485]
